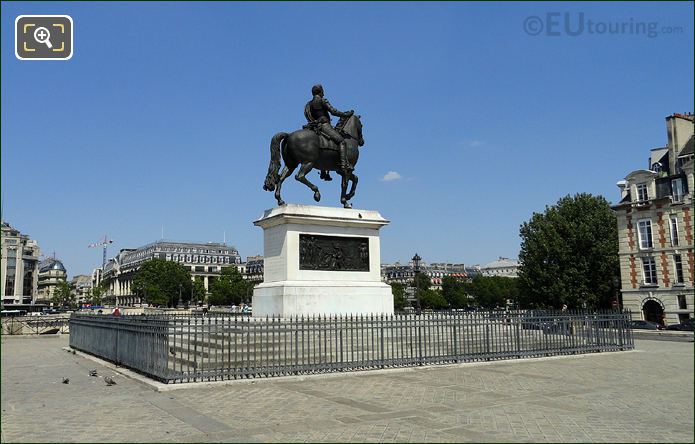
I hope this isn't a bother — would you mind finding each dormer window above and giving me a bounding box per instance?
[636,183,649,202]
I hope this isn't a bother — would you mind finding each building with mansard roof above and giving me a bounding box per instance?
[101,240,242,306]
[37,258,68,302]
[612,113,694,326]
[480,257,519,278]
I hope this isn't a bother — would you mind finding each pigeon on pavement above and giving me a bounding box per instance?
[62,377,70,384]
[89,369,98,377]
[104,376,117,386]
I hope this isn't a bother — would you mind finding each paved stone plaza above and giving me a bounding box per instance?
[1,335,693,443]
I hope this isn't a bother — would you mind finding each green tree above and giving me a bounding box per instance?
[192,279,207,304]
[413,273,431,291]
[441,276,468,309]
[465,275,517,308]
[52,280,75,308]
[518,193,619,309]
[88,281,106,306]
[390,283,408,311]
[132,259,193,307]
[209,266,248,306]
[412,272,432,309]
[419,289,448,310]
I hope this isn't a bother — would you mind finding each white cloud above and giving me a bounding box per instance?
[381,171,402,182]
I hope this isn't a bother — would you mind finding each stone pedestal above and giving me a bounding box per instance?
[252,204,394,317]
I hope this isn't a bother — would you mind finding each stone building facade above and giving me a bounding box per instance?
[37,258,68,302]
[381,261,467,289]
[1,222,40,305]
[69,274,93,306]
[613,113,694,326]
[480,257,519,278]
[244,255,264,284]
[102,240,242,306]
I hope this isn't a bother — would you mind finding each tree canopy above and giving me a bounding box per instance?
[87,281,107,306]
[419,289,448,309]
[390,283,408,311]
[441,276,468,309]
[192,279,207,304]
[132,259,193,307]
[208,266,249,306]
[52,280,76,308]
[517,193,619,309]
[464,275,518,309]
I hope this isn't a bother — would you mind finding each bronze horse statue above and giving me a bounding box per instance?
[263,114,364,208]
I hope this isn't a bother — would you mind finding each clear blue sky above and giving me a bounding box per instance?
[2,2,693,277]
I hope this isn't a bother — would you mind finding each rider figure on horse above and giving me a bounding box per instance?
[304,84,354,180]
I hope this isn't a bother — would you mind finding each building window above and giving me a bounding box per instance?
[677,294,687,309]
[637,219,653,249]
[674,255,684,284]
[641,257,657,285]
[670,216,679,246]
[636,183,649,202]
[671,178,685,202]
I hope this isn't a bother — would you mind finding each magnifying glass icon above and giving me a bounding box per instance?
[33,27,53,49]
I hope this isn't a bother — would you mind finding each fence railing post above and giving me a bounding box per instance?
[417,316,423,366]
[485,323,491,360]
[452,313,458,363]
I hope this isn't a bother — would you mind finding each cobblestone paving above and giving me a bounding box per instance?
[1,335,692,442]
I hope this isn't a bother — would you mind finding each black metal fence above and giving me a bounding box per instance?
[1,315,70,335]
[69,309,633,384]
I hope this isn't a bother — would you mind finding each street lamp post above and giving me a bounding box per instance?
[612,276,621,310]
[177,283,183,309]
[412,253,422,314]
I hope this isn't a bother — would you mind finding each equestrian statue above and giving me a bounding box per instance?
[263,84,364,208]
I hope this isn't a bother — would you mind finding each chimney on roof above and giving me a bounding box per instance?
[666,113,695,173]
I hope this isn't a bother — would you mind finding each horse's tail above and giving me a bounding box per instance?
[263,132,288,192]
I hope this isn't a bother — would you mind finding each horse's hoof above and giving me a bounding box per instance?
[278,200,286,206]
[343,202,352,209]
[314,191,321,202]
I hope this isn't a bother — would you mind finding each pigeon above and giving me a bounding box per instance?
[62,377,70,384]
[71,349,76,355]
[104,376,117,386]
[89,369,98,377]
[169,347,176,356]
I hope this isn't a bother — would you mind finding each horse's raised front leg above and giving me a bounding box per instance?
[345,172,358,201]
[295,162,321,202]
[275,165,295,206]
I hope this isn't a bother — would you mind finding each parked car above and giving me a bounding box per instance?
[629,320,663,330]
[665,318,694,331]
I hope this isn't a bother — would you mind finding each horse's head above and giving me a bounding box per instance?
[342,114,364,147]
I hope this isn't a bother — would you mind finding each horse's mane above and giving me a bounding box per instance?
[336,115,360,139]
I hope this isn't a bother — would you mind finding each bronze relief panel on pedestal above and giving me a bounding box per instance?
[299,234,369,271]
